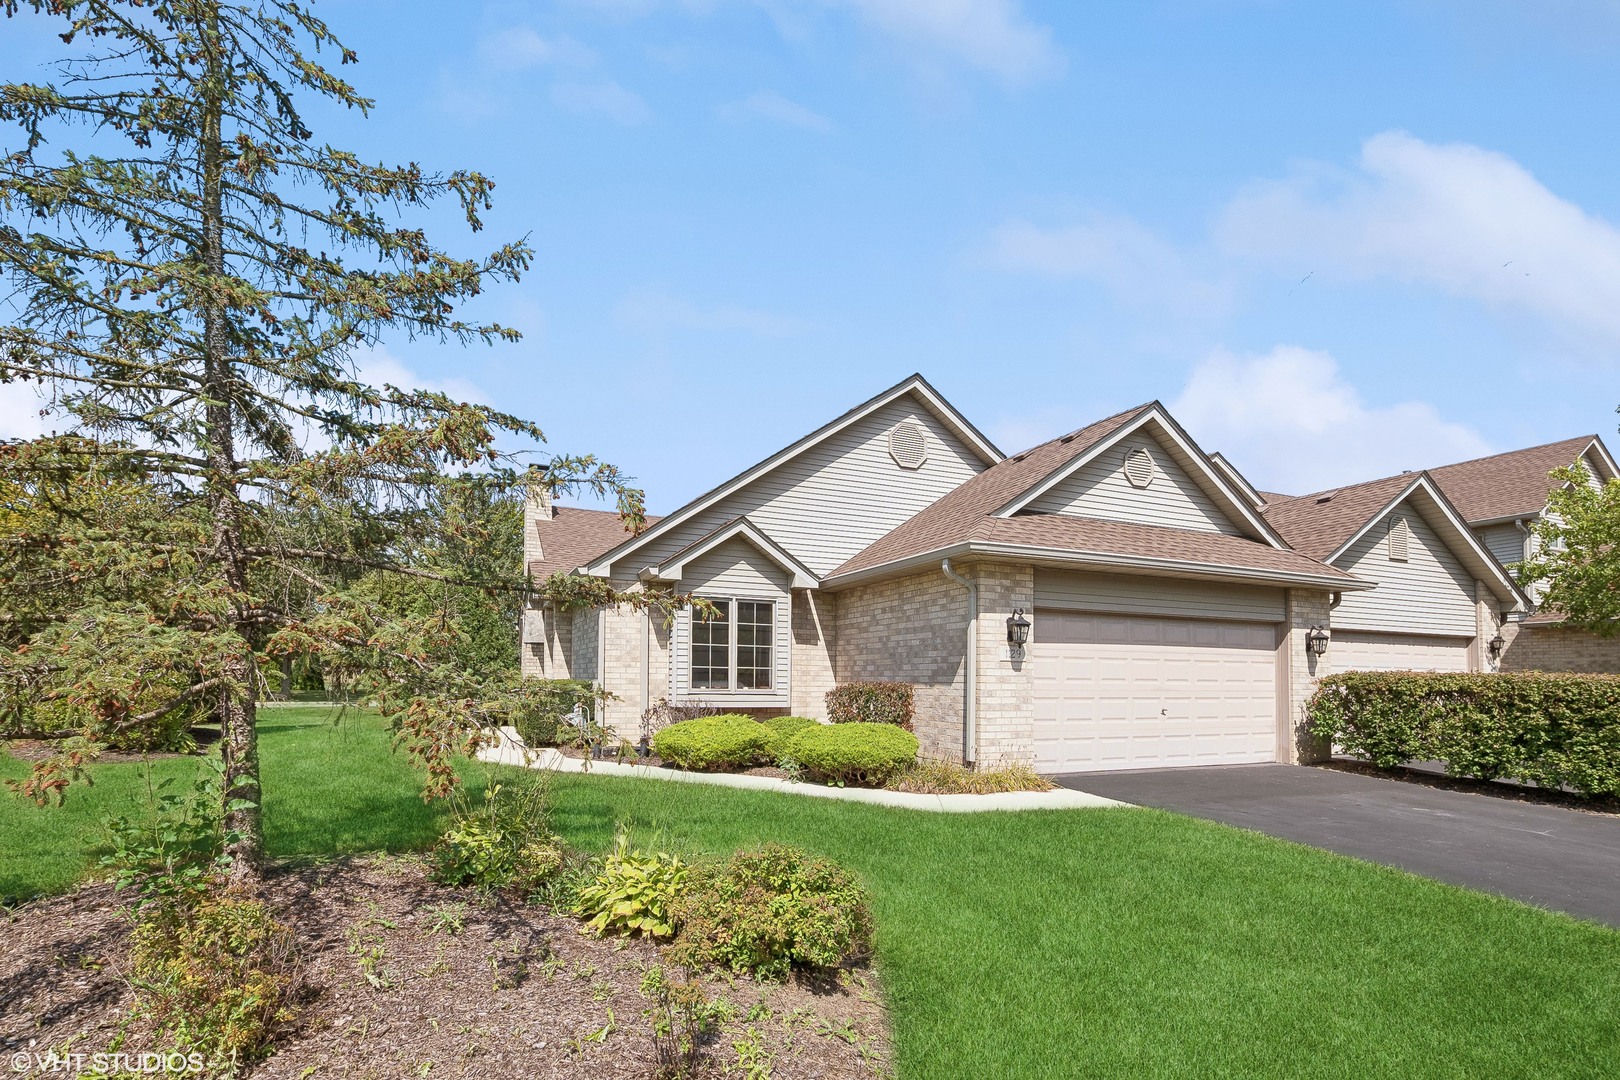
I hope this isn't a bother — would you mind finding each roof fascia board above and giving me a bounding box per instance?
[822,541,1370,594]
[1326,475,1526,608]
[1209,452,1267,508]
[584,375,1001,577]
[1582,437,1619,481]
[644,518,820,590]
[995,407,1290,549]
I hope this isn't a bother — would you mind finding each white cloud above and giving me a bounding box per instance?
[478,28,597,70]
[718,91,834,132]
[551,81,653,124]
[1218,131,1620,351]
[617,290,806,336]
[0,380,55,440]
[1170,345,1493,494]
[826,0,1062,83]
[352,349,490,406]
[990,215,1232,317]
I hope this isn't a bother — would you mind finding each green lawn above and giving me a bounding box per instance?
[5,706,1619,1078]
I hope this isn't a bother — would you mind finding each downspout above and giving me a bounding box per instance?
[941,560,977,765]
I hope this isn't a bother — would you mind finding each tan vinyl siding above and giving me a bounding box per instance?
[1034,570,1285,623]
[610,396,988,579]
[1478,522,1527,571]
[1022,434,1245,535]
[670,539,792,708]
[1332,504,1476,637]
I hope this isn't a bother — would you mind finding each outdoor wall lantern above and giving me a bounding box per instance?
[1007,608,1032,648]
[1306,626,1330,657]
[1488,632,1506,660]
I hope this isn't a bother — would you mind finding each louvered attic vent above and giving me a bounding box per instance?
[1388,516,1410,562]
[1122,446,1156,489]
[888,420,928,469]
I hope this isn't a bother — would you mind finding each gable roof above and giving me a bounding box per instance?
[640,517,820,590]
[1208,452,1268,509]
[582,373,1003,577]
[526,506,662,581]
[993,404,1288,546]
[1263,471,1523,607]
[828,403,1362,591]
[1427,436,1616,524]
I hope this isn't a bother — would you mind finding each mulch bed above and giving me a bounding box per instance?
[4,727,221,765]
[550,744,791,780]
[1,858,890,1079]
[1319,758,1620,815]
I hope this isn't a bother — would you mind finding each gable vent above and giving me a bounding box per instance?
[1388,516,1410,562]
[1122,446,1156,489]
[888,419,929,469]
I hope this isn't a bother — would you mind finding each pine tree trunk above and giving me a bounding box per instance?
[196,2,263,886]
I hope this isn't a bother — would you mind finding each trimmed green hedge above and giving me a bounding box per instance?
[825,681,915,730]
[652,714,769,771]
[785,722,919,786]
[762,716,820,761]
[1306,671,1620,796]
[512,679,600,748]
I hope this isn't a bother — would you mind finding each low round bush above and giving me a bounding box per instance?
[784,722,918,786]
[669,843,872,980]
[652,713,769,771]
[762,716,820,760]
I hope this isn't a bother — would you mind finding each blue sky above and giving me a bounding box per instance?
[5,0,1620,506]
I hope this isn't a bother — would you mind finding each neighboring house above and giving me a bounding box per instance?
[521,374,1534,775]
[1422,437,1620,673]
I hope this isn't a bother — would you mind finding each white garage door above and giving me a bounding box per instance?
[1332,631,1472,673]
[1030,610,1278,773]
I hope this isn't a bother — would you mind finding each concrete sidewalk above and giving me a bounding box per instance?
[478,729,1127,813]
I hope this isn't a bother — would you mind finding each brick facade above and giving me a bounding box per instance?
[1499,619,1620,674]
[970,561,1035,767]
[1283,588,1333,764]
[791,591,838,718]
[520,606,573,680]
[833,566,968,761]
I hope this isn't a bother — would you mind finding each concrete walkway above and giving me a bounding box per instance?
[1058,763,1620,927]
[478,730,1126,813]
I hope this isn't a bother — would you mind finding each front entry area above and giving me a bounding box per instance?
[1030,609,1279,773]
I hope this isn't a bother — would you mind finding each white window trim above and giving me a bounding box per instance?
[690,595,777,693]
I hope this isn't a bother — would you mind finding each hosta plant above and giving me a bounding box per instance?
[574,831,689,940]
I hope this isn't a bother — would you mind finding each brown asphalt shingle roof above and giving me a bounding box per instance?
[526,507,661,581]
[1261,473,1419,561]
[831,404,1358,585]
[1426,436,1600,523]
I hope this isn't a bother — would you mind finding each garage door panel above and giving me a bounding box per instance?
[1333,631,1471,673]
[1031,610,1278,773]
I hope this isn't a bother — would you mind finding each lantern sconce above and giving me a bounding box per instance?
[1006,608,1032,648]
[1306,625,1330,657]
[1488,631,1506,661]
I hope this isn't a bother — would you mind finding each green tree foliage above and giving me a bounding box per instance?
[1517,462,1620,633]
[0,0,677,882]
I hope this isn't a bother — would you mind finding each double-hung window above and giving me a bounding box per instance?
[691,597,774,691]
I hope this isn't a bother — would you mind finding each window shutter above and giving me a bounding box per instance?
[1388,516,1410,562]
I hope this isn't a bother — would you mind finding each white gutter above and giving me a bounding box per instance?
[941,559,977,766]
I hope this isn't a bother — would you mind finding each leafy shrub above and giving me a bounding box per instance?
[431,776,566,894]
[886,757,1054,794]
[824,681,915,730]
[130,890,300,1065]
[1306,671,1620,796]
[574,830,688,939]
[762,716,820,760]
[652,714,770,771]
[99,768,227,910]
[641,963,727,1078]
[670,844,872,980]
[512,679,602,747]
[785,722,918,786]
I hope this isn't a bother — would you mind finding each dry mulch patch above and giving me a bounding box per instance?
[1,857,890,1079]
[4,728,221,765]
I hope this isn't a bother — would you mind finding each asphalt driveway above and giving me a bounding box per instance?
[1057,763,1620,928]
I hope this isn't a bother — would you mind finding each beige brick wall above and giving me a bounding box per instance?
[598,602,645,738]
[1500,620,1620,674]
[791,591,838,718]
[833,567,969,761]
[520,605,574,680]
[972,561,1035,767]
[1283,589,1333,764]
[571,607,599,686]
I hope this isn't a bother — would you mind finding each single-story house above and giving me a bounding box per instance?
[520,374,1553,774]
